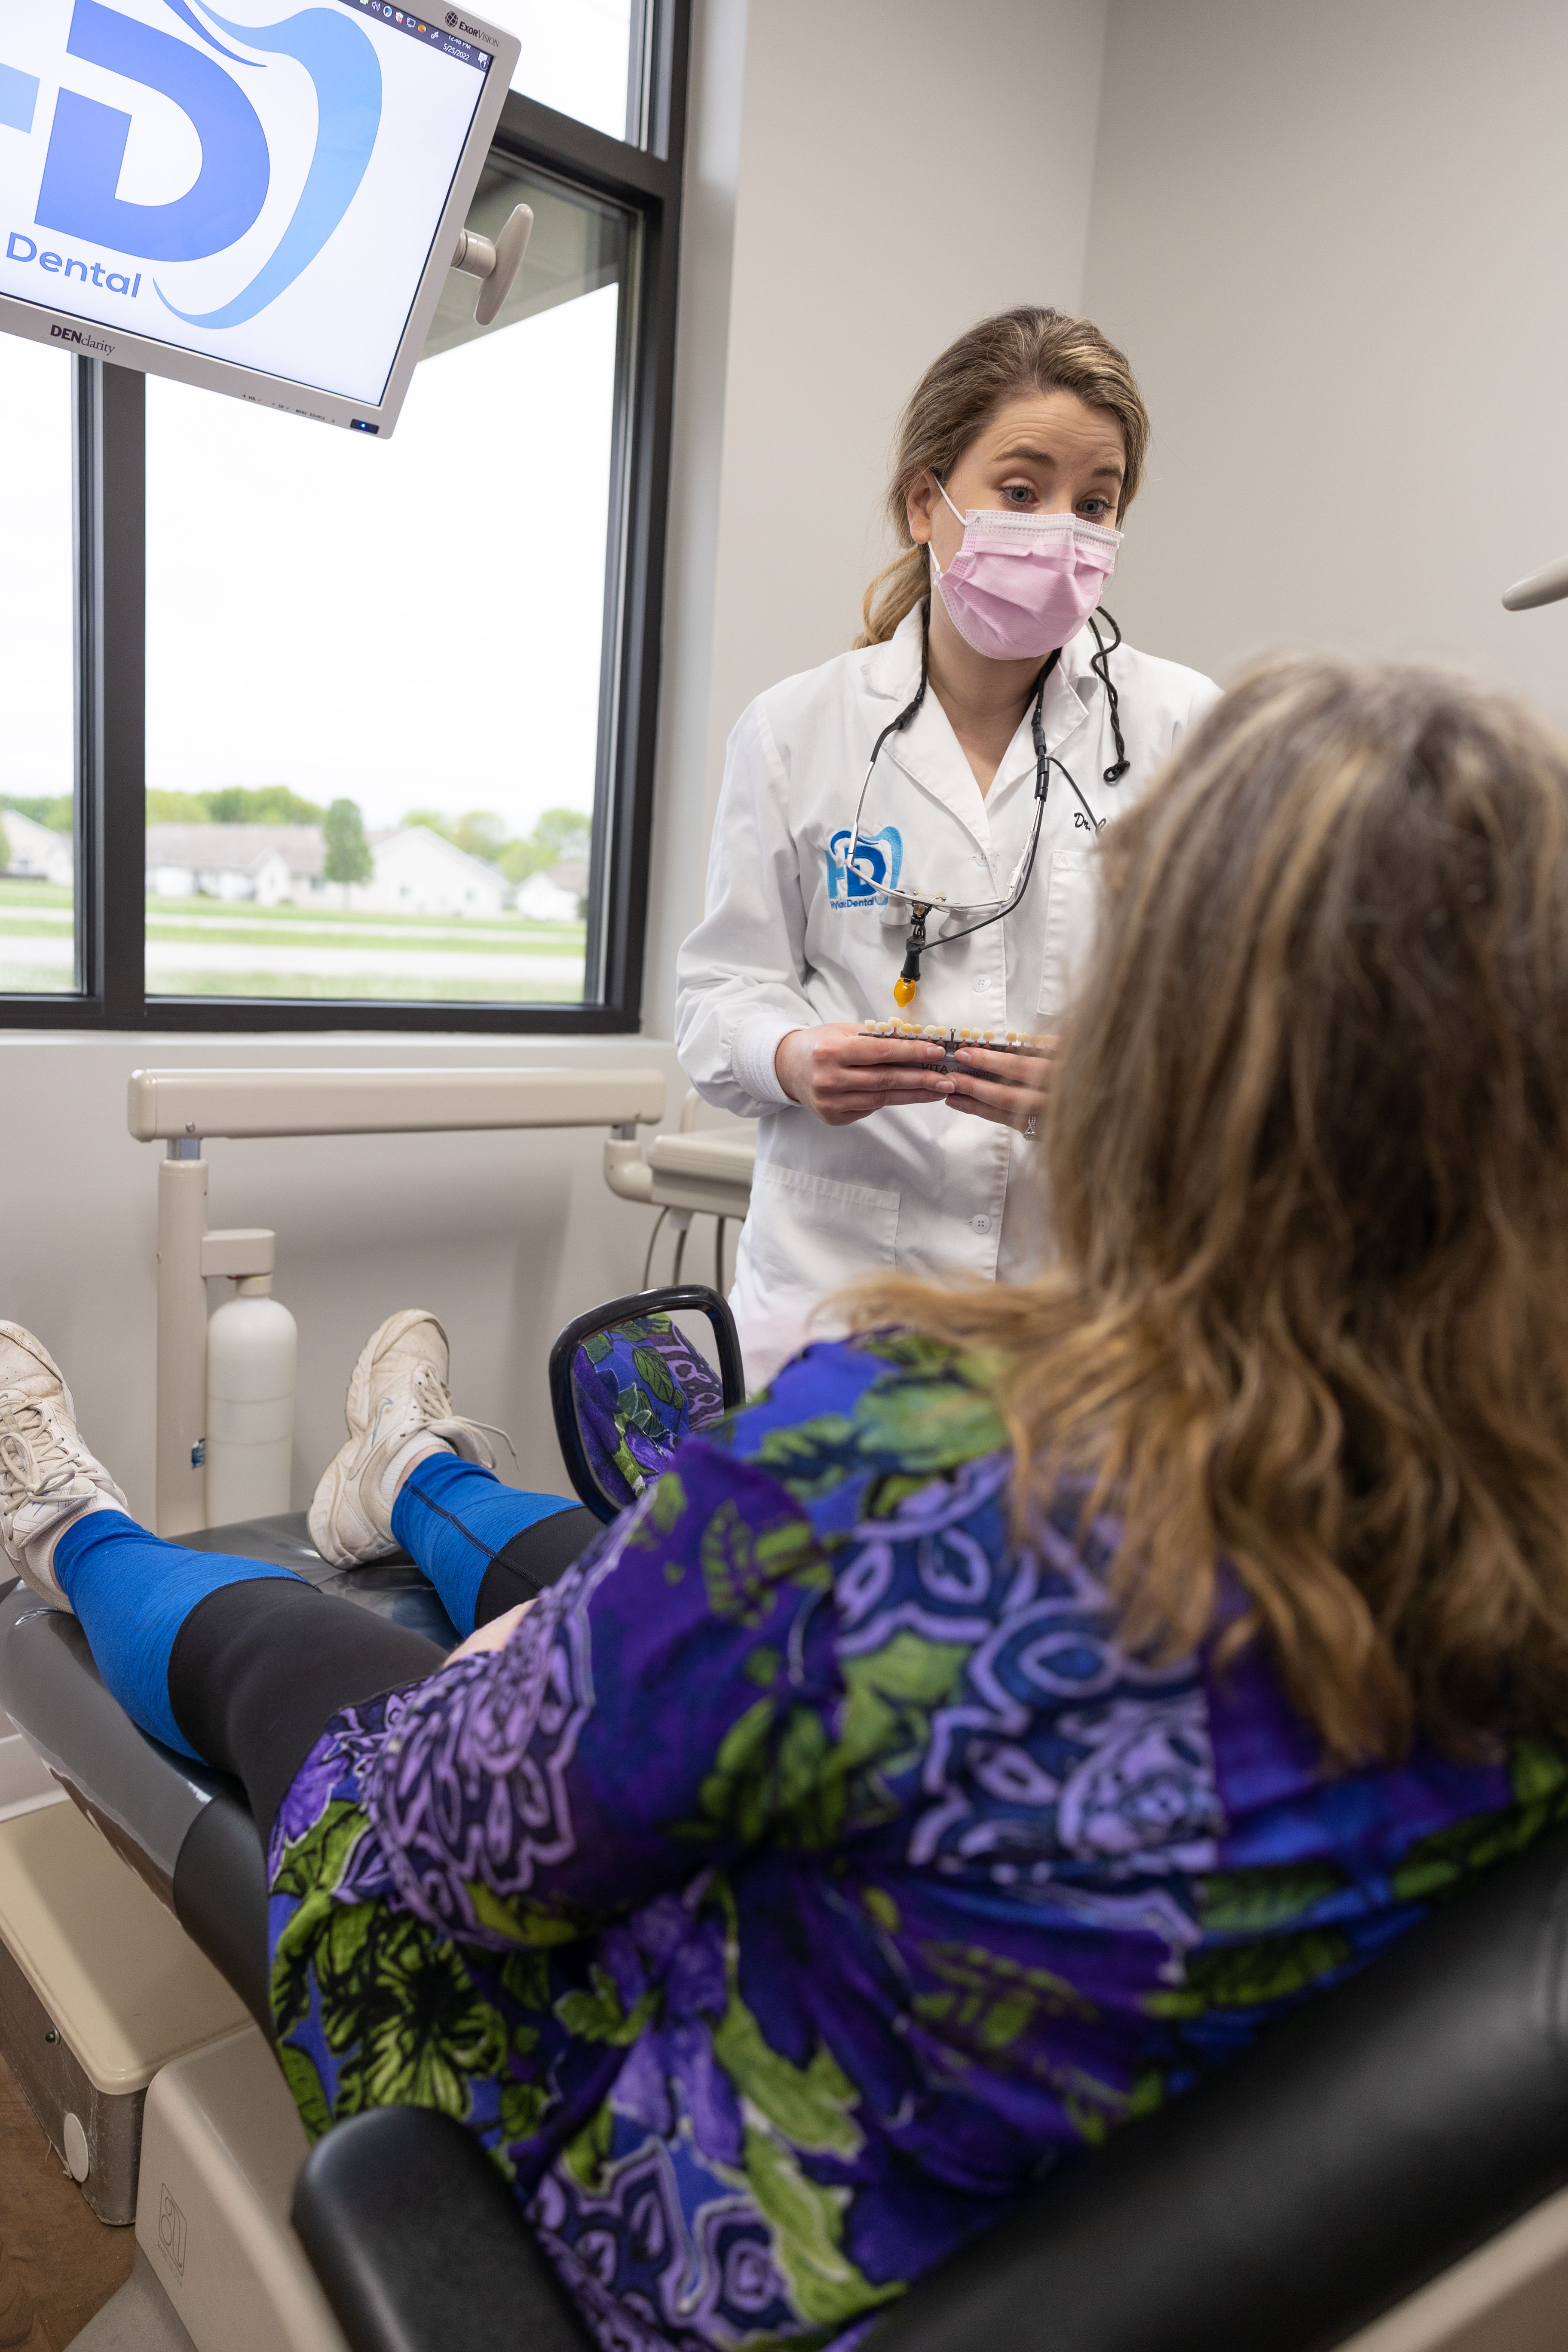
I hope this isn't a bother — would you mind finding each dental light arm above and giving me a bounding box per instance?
[1502,553,1568,611]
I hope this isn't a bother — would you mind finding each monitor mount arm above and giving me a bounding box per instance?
[451,203,533,328]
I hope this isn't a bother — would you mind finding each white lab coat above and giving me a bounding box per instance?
[675,605,1220,1383]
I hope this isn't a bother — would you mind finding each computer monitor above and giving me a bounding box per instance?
[0,0,521,436]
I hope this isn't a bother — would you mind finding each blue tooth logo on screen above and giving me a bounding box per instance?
[36,1,270,259]
[0,62,40,136]
[827,827,904,906]
[29,0,383,330]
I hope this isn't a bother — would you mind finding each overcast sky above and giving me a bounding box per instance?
[486,0,633,138]
[0,339,74,806]
[145,281,618,835]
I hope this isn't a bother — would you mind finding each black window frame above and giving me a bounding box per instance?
[7,0,690,1037]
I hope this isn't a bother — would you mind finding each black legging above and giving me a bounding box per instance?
[168,1507,597,1838]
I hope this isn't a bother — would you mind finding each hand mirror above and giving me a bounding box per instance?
[548,1284,746,1522]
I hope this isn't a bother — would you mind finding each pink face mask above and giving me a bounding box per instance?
[930,482,1121,661]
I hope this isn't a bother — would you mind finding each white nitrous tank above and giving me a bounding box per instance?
[205,1274,297,1526]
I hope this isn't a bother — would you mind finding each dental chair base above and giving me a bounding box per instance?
[0,1527,450,2234]
[136,2025,349,2352]
[0,1908,139,2227]
[0,1709,64,1821]
[0,1798,248,2223]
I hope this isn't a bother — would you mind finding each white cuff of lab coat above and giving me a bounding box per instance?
[732,1014,801,1111]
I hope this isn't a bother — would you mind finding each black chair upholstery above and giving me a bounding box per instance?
[292,2108,592,2352]
[171,1786,274,2037]
[869,1823,1568,2352]
[293,1828,1568,2352]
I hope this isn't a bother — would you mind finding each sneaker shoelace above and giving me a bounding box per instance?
[0,1391,86,1509]
[408,1363,518,1474]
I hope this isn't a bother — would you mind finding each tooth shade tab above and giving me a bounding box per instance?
[858,1019,1057,1075]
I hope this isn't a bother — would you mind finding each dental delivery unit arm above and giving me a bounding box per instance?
[129,1066,665,1539]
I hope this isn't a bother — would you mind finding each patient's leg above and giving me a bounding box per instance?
[307,1307,594,1629]
[389,1450,594,1631]
[46,1459,594,1812]
[0,1314,594,1827]
[170,1577,442,1834]
[52,1491,592,1838]
[53,1512,440,1831]
[167,1468,600,1830]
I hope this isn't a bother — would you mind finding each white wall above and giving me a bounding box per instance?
[1081,0,1568,714]
[0,1032,682,1528]
[642,0,1110,1030]
[640,0,750,1035]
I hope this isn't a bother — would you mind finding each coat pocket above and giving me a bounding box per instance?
[748,1160,900,1292]
[1036,847,1101,1020]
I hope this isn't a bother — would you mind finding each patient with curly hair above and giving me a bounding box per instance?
[6,652,1568,2351]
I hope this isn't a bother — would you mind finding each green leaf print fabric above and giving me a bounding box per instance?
[265,1332,1568,2350]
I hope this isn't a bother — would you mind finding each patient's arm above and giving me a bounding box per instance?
[446,1598,534,1660]
[358,1445,844,1948]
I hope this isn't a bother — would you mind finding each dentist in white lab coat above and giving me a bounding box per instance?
[677,306,1220,1384]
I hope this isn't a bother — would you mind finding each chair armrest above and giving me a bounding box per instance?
[292,2107,592,2352]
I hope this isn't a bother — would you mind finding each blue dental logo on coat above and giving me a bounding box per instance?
[25,0,381,328]
[827,825,903,906]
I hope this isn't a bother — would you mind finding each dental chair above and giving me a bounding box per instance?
[5,1290,1568,2352]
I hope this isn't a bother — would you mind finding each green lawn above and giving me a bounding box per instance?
[0,884,589,1004]
[0,883,71,910]
[161,970,588,1003]
[0,882,585,943]
[142,921,585,958]
[141,901,584,940]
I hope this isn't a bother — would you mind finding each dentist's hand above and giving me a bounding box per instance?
[944,1038,1058,1135]
[775,1023,955,1126]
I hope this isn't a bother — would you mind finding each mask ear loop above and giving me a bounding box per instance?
[1088,608,1130,783]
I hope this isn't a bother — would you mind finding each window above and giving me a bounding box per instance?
[487,0,645,140]
[145,167,626,1011]
[6,0,689,1036]
[0,339,76,994]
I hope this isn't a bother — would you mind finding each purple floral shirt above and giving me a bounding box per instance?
[267,1332,1567,2350]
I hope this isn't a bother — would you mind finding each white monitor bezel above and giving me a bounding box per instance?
[0,2,523,439]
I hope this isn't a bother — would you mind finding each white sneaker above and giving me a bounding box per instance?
[307,1310,512,1568]
[0,1324,129,1610]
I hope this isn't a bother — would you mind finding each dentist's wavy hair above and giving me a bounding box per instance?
[854,654,1568,1764]
[857,306,1150,649]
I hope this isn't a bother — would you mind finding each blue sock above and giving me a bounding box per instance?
[390,1452,579,1637]
[54,1510,301,1760]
